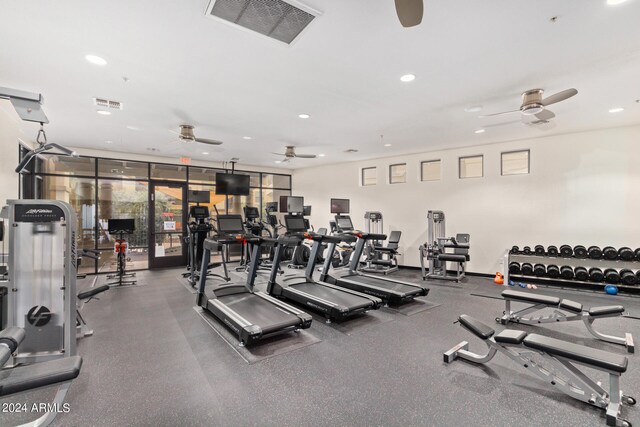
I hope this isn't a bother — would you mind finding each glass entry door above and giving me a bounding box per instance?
[149,181,187,268]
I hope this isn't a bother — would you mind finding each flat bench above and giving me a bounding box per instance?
[76,285,110,339]
[0,327,82,427]
[499,289,633,353]
[445,314,635,427]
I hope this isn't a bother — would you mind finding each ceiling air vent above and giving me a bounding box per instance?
[94,98,123,110]
[206,0,318,45]
[344,149,359,153]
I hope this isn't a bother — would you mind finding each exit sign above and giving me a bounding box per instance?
[180,157,191,165]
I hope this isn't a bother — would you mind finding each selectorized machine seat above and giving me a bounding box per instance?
[77,284,110,301]
[499,289,633,352]
[447,315,635,426]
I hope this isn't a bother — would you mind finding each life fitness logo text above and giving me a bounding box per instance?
[24,209,54,215]
[27,306,52,327]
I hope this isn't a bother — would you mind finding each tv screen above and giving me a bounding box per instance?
[188,190,210,204]
[243,206,260,219]
[189,206,209,219]
[330,198,350,214]
[217,215,245,234]
[303,205,311,216]
[215,173,250,196]
[284,215,307,232]
[287,196,304,214]
[108,218,136,233]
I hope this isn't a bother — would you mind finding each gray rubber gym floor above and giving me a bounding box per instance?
[3,267,640,426]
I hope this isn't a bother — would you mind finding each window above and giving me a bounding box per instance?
[421,160,441,181]
[38,155,96,176]
[150,163,187,181]
[501,150,530,176]
[188,167,223,184]
[389,164,407,184]
[361,167,377,186]
[98,159,148,180]
[459,155,483,179]
[262,174,291,189]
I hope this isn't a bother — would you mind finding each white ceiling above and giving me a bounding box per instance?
[1,0,639,169]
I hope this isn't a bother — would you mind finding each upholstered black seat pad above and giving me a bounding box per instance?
[0,356,82,396]
[502,290,560,305]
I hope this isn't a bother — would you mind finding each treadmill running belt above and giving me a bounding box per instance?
[346,275,423,296]
[218,293,301,333]
[290,282,373,310]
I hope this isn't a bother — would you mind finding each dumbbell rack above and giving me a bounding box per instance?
[503,249,640,294]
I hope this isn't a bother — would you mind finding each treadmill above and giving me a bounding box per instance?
[266,215,382,323]
[320,215,429,305]
[196,214,312,346]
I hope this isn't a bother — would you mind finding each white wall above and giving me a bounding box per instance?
[292,125,640,274]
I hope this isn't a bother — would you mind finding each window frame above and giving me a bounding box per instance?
[420,159,441,182]
[501,149,530,176]
[361,167,377,186]
[458,155,484,179]
[389,163,407,184]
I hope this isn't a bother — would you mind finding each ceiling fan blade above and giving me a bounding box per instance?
[282,157,291,163]
[271,152,286,156]
[394,0,423,27]
[541,88,578,106]
[295,154,317,158]
[534,109,555,121]
[194,138,223,145]
[478,109,521,118]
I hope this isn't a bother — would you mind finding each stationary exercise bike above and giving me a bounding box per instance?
[106,219,137,287]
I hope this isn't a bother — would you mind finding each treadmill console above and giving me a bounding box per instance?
[284,215,307,233]
[334,215,354,232]
[217,215,245,235]
[189,205,209,220]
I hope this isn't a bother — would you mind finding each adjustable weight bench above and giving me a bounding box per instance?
[76,285,110,339]
[444,315,635,427]
[498,290,634,353]
[0,327,82,427]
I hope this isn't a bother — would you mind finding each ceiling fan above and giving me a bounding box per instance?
[171,125,223,145]
[394,0,423,27]
[480,88,578,122]
[271,146,317,163]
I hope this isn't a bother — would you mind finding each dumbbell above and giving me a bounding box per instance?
[533,263,546,277]
[509,262,521,275]
[635,248,640,261]
[521,262,534,276]
[603,246,618,260]
[620,269,638,285]
[618,247,634,261]
[547,264,560,278]
[604,268,621,284]
[534,245,546,256]
[573,245,588,259]
[559,245,573,257]
[574,266,589,281]
[510,245,520,254]
[560,265,574,280]
[587,246,603,259]
[522,246,532,255]
[547,245,559,257]
[589,267,604,282]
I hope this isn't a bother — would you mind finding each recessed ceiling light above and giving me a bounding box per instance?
[105,140,113,144]
[384,143,392,147]
[298,113,310,119]
[274,160,282,164]
[475,129,486,134]
[85,55,107,66]
[202,152,209,155]
[400,74,416,82]
[607,0,629,5]
[318,154,326,157]
[609,107,625,113]
[242,136,252,140]
[96,110,111,115]
[464,105,483,113]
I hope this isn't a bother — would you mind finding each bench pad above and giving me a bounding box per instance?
[77,285,110,300]
[502,290,560,306]
[438,254,468,263]
[494,329,528,344]
[459,315,495,340]
[589,305,624,317]
[0,356,83,396]
[559,299,583,313]
[523,334,627,373]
